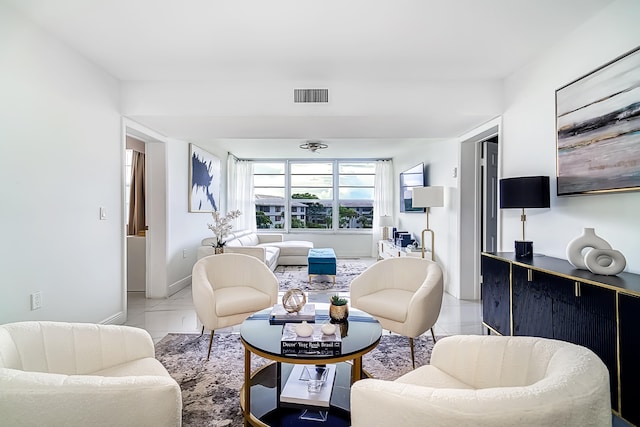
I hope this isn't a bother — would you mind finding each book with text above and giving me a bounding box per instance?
[280,323,342,356]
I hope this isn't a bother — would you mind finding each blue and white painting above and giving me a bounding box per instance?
[189,144,220,212]
[556,46,640,196]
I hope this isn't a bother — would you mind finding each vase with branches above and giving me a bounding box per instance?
[207,210,242,252]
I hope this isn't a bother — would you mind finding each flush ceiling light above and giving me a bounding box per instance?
[299,140,328,152]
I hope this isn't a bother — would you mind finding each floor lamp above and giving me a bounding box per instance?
[379,215,393,241]
[411,186,444,261]
[499,176,550,258]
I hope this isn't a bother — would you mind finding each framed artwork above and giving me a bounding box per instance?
[556,46,640,196]
[189,144,220,212]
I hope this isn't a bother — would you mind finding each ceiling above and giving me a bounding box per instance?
[3,0,615,158]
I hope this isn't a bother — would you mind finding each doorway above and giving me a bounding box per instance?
[125,135,146,294]
[122,119,169,303]
[459,124,500,300]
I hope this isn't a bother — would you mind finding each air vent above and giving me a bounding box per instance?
[294,89,329,103]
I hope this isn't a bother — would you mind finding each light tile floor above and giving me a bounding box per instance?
[125,257,484,343]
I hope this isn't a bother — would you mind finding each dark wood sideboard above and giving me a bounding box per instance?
[481,252,640,426]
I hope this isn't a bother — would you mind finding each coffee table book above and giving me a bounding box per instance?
[269,304,316,325]
[281,323,342,356]
[280,364,337,408]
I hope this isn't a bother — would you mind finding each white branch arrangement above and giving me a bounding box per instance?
[207,210,242,247]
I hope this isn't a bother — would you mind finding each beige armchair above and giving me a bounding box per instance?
[351,335,611,427]
[350,257,443,368]
[0,321,182,427]
[192,253,279,360]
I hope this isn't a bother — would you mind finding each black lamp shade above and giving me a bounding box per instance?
[500,176,550,209]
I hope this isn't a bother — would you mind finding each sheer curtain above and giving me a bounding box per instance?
[372,159,393,256]
[127,151,146,236]
[227,155,256,231]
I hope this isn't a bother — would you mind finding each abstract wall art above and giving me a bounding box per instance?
[189,144,220,212]
[556,46,640,196]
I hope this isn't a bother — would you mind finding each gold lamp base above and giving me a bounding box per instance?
[421,228,435,261]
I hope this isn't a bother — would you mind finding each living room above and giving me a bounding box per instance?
[2,0,639,425]
[2,0,638,329]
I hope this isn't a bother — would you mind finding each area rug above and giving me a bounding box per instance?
[155,332,438,426]
[275,260,368,293]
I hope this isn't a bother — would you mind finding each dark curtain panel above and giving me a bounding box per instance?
[127,151,146,236]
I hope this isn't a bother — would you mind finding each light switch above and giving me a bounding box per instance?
[100,207,107,220]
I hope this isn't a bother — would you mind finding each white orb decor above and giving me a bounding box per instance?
[566,228,612,270]
[295,321,313,337]
[321,323,337,335]
[282,289,306,313]
[584,249,626,276]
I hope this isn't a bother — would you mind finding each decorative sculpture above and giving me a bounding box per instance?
[282,289,306,313]
[566,228,626,275]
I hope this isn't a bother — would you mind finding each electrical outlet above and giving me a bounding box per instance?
[31,291,42,310]
[182,249,187,259]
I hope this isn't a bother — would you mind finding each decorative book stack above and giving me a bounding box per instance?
[269,304,316,325]
[280,364,337,408]
[281,323,342,356]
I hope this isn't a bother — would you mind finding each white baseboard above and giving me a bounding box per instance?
[101,311,126,325]
[169,275,191,296]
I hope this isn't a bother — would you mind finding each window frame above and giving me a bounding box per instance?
[252,159,378,233]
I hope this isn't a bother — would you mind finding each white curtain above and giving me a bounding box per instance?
[372,159,394,256]
[226,155,256,232]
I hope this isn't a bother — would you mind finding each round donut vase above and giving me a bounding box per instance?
[584,249,626,276]
[566,228,611,270]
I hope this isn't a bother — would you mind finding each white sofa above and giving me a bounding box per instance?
[197,229,313,271]
[0,321,182,427]
[351,335,611,427]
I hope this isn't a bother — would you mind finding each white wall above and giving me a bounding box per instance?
[280,232,373,258]
[0,3,123,323]
[394,140,460,295]
[165,139,230,295]
[502,0,640,274]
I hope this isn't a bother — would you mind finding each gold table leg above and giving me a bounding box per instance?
[244,347,251,426]
[352,356,363,384]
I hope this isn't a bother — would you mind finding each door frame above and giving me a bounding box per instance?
[458,119,502,300]
[121,118,169,312]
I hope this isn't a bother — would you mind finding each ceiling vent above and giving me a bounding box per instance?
[294,89,329,103]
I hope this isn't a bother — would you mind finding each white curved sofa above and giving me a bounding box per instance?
[0,321,182,427]
[351,335,611,427]
[197,229,313,270]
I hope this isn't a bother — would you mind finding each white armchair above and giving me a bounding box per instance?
[351,335,612,427]
[192,253,279,360]
[0,321,182,427]
[350,257,443,367]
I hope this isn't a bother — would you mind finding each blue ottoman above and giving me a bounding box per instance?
[308,248,337,284]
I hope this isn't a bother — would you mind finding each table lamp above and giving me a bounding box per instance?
[411,186,444,261]
[379,215,393,241]
[499,176,550,258]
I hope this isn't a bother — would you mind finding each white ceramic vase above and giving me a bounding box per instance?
[295,321,313,337]
[584,248,626,276]
[566,228,611,270]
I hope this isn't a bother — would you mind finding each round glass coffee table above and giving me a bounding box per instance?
[240,306,382,427]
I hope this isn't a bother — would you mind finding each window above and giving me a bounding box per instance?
[253,160,376,231]
[338,162,375,229]
[290,162,333,229]
[254,162,285,229]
